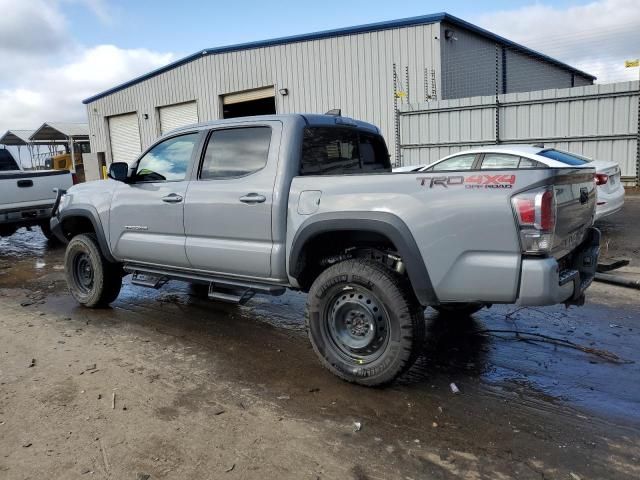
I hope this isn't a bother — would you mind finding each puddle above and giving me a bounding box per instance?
[2,227,639,427]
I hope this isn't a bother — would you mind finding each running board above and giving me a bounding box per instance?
[124,264,286,302]
[208,286,256,305]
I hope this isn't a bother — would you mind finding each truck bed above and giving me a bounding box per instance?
[288,167,595,304]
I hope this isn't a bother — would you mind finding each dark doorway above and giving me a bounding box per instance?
[222,96,276,119]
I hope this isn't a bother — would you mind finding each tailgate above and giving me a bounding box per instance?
[550,168,596,259]
[0,170,72,208]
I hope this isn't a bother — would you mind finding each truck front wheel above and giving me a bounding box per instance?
[307,259,425,386]
[64,233,122,308]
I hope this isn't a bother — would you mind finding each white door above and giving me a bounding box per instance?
[159,102,198,134]
[108,113,141,164]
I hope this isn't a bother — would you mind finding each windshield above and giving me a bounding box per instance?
[537,149,591,165]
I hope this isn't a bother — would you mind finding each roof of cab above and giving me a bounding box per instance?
[166,113,379,137]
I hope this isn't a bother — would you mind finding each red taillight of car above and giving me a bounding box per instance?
[594,173,608,186]
[514,197,535,225]
[72,173,78,185]
[511,187,556,255]
[540,189,556,231]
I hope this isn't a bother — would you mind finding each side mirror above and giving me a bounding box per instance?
[108,162,129,182]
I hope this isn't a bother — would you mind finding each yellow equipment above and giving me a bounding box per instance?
[50,152,83,170]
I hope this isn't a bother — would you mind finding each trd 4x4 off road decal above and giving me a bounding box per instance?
[418,174,516,189]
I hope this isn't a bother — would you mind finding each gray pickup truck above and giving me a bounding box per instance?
[51,114,600,386]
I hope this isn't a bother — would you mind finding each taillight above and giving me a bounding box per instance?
[511,187,556,255]
[514,197,535,225]
[594,173,608,186]
[540,189,555,231]
[72,173,78,185]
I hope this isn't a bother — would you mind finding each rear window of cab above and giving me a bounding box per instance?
[300,127,391,175]
[537,149,590,166]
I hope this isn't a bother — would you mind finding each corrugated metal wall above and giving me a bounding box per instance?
[438,22,593,101]
[86,24,442,163]
[400,81,639,184]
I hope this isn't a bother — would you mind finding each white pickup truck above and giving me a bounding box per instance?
[0,149,74,240]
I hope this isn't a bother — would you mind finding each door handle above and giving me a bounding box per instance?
[161,193,183,203]
[239,193,266,204]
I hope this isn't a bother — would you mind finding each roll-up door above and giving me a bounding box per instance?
[108,113,141,164]
[222,87,275,105]
[159,101,199,134]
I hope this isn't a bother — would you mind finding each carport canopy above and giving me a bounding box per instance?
[0,129,38,146]
[29,122,89,144]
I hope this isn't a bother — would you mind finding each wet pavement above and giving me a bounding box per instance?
[0,201,639,479]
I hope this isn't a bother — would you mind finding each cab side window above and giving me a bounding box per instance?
[135,133,199,182]
[480,153,520,169]
[430,154,476,171]
[480,154,544,169]
[200,127,271,179]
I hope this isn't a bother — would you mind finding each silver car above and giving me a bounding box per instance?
[395,145,625,221]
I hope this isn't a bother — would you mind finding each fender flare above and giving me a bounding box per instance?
[289,211,437,306]
[54,207,116,263]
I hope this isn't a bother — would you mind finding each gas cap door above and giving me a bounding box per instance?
[297,190,322,215]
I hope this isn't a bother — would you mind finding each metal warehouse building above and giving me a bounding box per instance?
[83,12,595,173]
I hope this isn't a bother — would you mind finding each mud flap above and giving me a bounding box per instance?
[565,227,600,307]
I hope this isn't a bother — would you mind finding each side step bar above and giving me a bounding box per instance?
[124,264,286,305]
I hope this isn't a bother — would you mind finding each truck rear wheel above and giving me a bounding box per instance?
[64,233,122,308]
[307,259,424,386]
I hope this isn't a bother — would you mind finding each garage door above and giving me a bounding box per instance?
[159,101,198,134]
[222,86,274,105]
[108,113,141,164]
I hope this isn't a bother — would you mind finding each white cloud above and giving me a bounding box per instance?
[0,45,174,133]
[474,0,640,83]
[0,0,174,146]
[0,0,68,57]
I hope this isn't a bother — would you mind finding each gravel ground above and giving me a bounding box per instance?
[0,194,638,479]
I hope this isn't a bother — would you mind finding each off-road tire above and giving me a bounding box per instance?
[307,259,425,387]
[433,303,484,317]
[39,221,58,243]
[64,233,122,308]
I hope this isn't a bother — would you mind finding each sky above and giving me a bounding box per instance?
[0,0,639,139]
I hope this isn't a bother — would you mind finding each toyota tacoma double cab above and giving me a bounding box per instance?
[51,114,600,386]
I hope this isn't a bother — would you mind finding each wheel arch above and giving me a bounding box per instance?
[289,212,437,306]
[56,207,116,263]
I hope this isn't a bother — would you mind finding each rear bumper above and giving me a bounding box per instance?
[0,203,54,226]
[594,187,625,221]
[516,227,600,306]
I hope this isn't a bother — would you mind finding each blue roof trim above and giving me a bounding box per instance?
[82,12,595,104]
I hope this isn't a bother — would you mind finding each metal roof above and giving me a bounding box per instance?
[29,122,89,142]
[82,12,596,105]
[0,130,37,146]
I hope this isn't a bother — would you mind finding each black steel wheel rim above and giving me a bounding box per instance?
[72,252,94,294]
[326,286,390,364]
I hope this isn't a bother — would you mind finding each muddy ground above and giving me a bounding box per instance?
[0,196,639,480]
